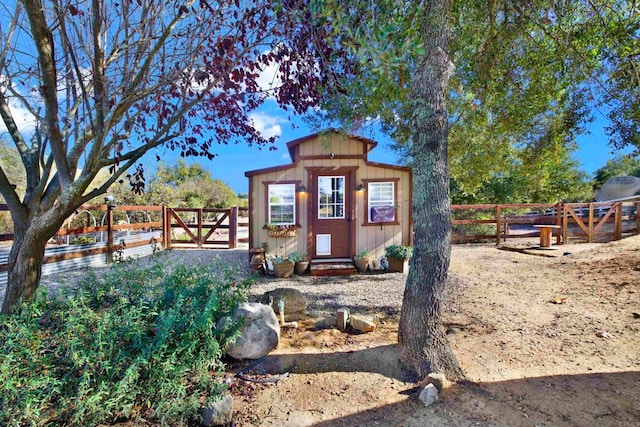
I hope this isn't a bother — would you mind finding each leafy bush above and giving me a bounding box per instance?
[287,251,309,263]
[353,250,371,261]
[385,244,413,260]
[70,235,96,245]
[0,255,252,426]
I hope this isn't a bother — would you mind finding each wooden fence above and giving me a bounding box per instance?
[0,201,637,288]
[452,201,640,245]
[163,206,249,249]
[0,204,248,288]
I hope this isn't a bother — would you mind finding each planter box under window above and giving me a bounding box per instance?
[268,229,297,238]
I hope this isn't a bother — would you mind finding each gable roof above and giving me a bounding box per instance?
[245,129,408,177]
[285,129,377,162]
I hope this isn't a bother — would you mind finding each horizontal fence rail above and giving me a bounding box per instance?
[452,201,639,244]
[0,204,249,289]
[0,200,636,290]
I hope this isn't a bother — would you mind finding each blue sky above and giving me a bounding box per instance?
[145,101,634,194]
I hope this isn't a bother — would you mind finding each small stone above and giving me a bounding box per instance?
[314,315,337,330]
[418,384,439,407]
[422,372,452,393]
[201,394,233,426]
[349,314,375,333]
[337,308,350,332]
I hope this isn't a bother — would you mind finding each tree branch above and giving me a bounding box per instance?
[22,0,73,188]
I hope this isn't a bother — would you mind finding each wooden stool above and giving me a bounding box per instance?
[532,225,561,248]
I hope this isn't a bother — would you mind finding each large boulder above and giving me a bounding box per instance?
[595,175,640,201]
[262,288,308,315]
[220,303,280,360]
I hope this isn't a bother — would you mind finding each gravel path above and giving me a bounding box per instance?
[33,248,409,316]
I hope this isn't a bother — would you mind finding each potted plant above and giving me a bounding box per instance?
[385,244,413,274]
[264,223,297,237]
[288,251,310,275]
[271,256,295,278]
[353,250,372,273]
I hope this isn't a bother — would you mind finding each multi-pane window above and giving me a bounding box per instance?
[268,183,295,225]
[318,176,345,219]
[368,182,395,222]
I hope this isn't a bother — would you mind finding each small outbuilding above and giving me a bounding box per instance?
[245,130,413,264]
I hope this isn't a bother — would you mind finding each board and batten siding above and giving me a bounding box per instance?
[247,133,412,260]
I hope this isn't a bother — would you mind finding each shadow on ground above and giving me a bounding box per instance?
[307,370,640,427]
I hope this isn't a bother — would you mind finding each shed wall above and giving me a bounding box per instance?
[248,135,411,260]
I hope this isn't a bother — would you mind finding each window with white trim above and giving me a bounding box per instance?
[268,183,296,225]
[368,182,395,223]
[318,176,345,219]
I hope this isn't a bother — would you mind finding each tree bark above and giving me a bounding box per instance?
[397,0,464,382]
[1,228,49,315]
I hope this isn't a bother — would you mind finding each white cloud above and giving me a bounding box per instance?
[0,75,38,135]
[249,111,286,139]
[256,61,281,97]
[0,99,37,135]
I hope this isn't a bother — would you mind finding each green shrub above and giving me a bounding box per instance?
[70,235,96,245]
[385,244,413,260]
[0,255,252,426]
[287,251,309,263]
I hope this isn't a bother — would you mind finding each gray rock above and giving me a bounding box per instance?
[220,302,280,360]
[201,394,233,426]
[419,383,439,407]
[426,372,451,392]
[595,175,640,201]
[314,315,337,330]
[349,314,376,333]
[263,288,308,314]
[336,308,350,332]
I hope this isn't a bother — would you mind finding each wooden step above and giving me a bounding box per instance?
[309,261,355,276]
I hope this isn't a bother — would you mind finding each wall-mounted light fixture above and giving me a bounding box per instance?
[297,184,307,193]
[356,183,366,192]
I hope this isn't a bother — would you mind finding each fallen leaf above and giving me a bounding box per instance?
[595,331,614,339]
[550,296,567,304]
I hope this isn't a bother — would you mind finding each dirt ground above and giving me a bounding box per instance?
[227,236,640,426]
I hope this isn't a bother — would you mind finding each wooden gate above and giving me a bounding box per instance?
[163,207,238,249]
[562,202,623,243]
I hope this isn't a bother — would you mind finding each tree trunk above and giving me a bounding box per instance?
[397,0,464,382]
[1,227,50,315]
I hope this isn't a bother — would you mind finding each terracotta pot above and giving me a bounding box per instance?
[354,258,370,272]
[388,257,409,274]
[273,260,295,278]
[294,261,310,275]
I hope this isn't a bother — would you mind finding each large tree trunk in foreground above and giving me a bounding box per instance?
[1,211,67,315]
[1,234,47,315]
[397,0,464,382]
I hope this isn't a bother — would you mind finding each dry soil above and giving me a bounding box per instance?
[229,236,640,426]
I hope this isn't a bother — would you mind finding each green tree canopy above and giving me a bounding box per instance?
[592,154,640,189]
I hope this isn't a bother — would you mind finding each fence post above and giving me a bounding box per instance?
[165,207,172,250]
[106,205,114,264]
[161,206,167,249]
[588,203,594,243]
[197,208,203,248]
[555,203,562,245]
[495,205,501,246]
[229,207,238,249]
[562,203,568,244]
[614,202,622,240]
